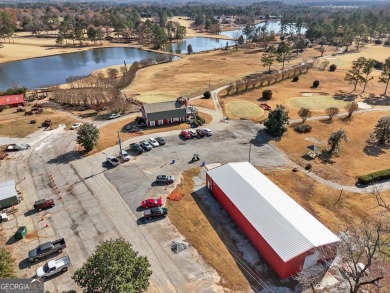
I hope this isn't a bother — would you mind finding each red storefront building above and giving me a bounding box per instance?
[206,162,340,279]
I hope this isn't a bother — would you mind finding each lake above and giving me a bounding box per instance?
[0,47,175,90]
[163,37,233,54]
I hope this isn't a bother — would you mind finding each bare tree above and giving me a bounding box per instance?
[345,101,359,118]
[328,129,348,155]
[336,219,390,293]
[294,264,327,293]
[326,107,340,121]
[107,68,119,79]
[226,83,234,96]
[109,95,129,114]
[298,107,312,123]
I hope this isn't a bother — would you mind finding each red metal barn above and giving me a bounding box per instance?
[206,162,340,279]
[0,94,25,108]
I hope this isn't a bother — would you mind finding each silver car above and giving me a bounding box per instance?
[140,141,153,151]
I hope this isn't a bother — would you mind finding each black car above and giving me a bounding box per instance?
[130,143,144,155]
[196,129,206,137]
[143,207,168,219]
[156,137,166,145]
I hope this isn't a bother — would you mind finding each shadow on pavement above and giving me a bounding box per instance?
[47,151,81,164]
[24,209,38,217]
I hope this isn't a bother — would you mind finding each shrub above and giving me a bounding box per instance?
[312,80,320,88]
[203,91,211,99]
[358,169,390,184]
[384,39,390,46]
[329,64,337,72]
[373,60,383,70]
[262,89,273,100]
[294,124,312,133]
[374,39,382,45]
[292,76,299,82]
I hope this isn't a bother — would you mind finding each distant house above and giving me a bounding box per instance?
[141,98,188,127]
[0,94,25,108]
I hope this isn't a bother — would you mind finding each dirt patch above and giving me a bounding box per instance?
[225,100,264,119]
[273,111,390,185]
[0,108,78,138]
[167,168,250,291]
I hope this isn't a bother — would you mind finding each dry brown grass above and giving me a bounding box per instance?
[0,108,77,138]
[167,168,250,291]
[190,98,216,110]
[125,47,321,103]
[96,111,213,151]
[273,111,390,185]
[260,167,390,231]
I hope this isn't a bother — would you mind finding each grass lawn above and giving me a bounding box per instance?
[287,96,349,111]
[167,168,250,291]
[225,100,264,119]
[273,111,390,185]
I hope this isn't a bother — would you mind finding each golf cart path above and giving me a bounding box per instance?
[206,84,390,194]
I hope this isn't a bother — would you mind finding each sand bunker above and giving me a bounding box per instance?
[300,92,329,97]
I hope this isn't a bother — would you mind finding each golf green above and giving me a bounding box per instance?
[288,96,349,111]
[226,101,264,118]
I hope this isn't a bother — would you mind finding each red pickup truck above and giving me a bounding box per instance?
[34,199,55,211]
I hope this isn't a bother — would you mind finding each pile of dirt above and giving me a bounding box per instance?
[167,190,184,201]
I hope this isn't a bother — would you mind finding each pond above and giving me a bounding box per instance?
[0,47,175,90]
[163,37,233,54]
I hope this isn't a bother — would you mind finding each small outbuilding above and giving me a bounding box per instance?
[141,97,188,127]
[0,94,25,108]
[206,162,340,279]
[0,180,20,209]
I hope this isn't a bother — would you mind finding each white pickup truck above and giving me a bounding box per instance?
[36,255,70,281]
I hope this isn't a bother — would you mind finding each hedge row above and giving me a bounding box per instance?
[358,169,390,184]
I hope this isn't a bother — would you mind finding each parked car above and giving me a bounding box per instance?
[33,199,55,211]
[106,156,119,166]
[260,103,271,110]
[130,143,144,155]
[14,226,27,239]
[155,137,166,145]
[36,255,70,281]
[203,128,213,136]
[140,141,153,151]
[70,122,82,130]
[180,130,192,139]
[143,207,168,219]
[155,175,175,184]
[188,129,197,137]
[121,150,131,161]
[28,238,66,262]
[196,129,206,137]
[149,138,160,147]
[141,196,163,208]
[108,113,121,119]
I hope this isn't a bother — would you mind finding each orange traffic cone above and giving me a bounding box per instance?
[59,195,63,200]
[45,223,49,228]
[40,217,44,221]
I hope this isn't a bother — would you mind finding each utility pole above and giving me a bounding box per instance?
[117,131,122,154]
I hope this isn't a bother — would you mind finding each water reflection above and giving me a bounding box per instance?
[0,47,175,90]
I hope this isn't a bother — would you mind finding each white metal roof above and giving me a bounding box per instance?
[207,162,340,262]
[0,180,17,201]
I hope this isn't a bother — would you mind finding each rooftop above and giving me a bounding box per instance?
[207,162,340,262]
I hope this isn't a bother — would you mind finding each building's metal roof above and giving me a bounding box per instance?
[207,162,340,262]
[0,94,25,106]
[143,101,187,121]
[0,180,17,202]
